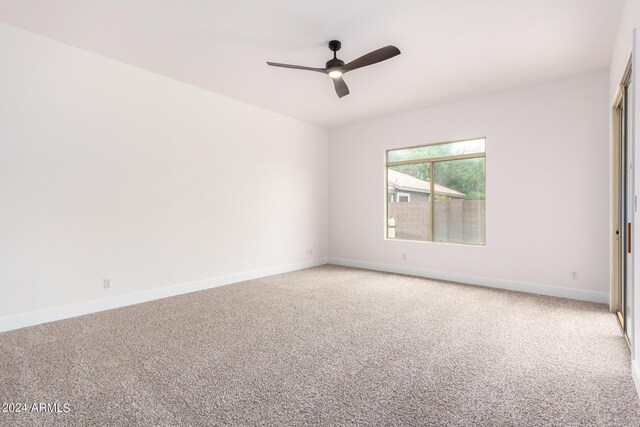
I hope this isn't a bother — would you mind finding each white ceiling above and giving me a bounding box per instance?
[0,0,624,128]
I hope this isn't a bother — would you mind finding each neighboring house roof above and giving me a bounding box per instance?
[388,169,465,198]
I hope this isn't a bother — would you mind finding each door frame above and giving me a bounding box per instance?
[612,53,633,347]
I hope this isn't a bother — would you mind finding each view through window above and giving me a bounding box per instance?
[386,138,486,245]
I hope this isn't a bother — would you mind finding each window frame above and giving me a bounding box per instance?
[385,137,486,246]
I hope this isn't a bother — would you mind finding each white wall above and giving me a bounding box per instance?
[329,70,610,302]
[0,16,620,330]
[0,23,328,323]
[609,0,640,386]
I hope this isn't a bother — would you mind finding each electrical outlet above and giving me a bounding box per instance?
[103,279,111,289]
[402,253,407,260]
[307,248,313,255]
[570,272,578,280]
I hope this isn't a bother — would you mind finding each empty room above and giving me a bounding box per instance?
[1,1,640,425]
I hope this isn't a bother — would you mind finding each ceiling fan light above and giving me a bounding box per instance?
[328,70,343,79]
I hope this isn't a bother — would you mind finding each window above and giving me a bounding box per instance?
[397,192,410,203]
[386,138,486,245]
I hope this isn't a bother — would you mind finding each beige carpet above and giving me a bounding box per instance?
[1,265,639,426]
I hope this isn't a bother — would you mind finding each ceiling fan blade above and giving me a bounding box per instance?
[266,62,325,73]
[343,45,401,72]
[332,76,350,98]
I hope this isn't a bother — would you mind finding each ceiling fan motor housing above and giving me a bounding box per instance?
[326,58,345,68]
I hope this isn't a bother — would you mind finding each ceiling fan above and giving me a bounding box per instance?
[267,40,401,98]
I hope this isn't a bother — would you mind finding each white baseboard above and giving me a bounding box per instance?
[633,361,640,400]
[1,256,608,334]
[0,258,329,333]
[328,257,609,304]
